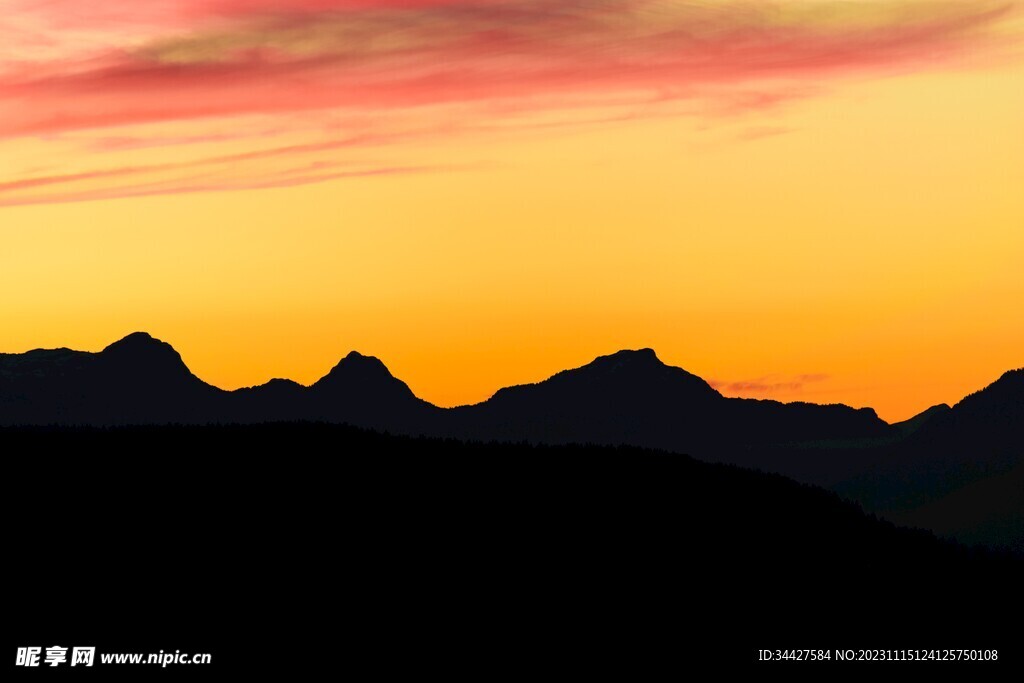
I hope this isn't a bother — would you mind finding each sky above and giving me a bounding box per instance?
[1,0,1022,421]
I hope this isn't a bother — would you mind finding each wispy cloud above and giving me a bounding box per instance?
[0,164,446,208]
[0,131,470,206]
[0,1,1017,205]
[710,373,830,396]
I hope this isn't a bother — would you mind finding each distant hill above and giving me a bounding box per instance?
[832,368,1024,552]
[0,333,1019,551]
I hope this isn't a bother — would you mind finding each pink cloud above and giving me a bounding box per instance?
[0,1,1017,205]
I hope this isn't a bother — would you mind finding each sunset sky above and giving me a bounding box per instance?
[1,0,1022,421]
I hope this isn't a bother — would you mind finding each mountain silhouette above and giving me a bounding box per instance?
[100,331,192,377]
[0,332,221,424]
[309,351,437,429]
[446,348,725,448]
[445,348,890,456]
[1,332,1019,551]
[91,332,222,422]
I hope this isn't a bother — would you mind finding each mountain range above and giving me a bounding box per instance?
[1,332,1020,551]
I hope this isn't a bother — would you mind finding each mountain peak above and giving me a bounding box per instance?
[103,331,162,350]
[592,348,663,367]
[95,332,203,390]
[313,350,416,399]
[265,378,303,389]
[101,332,184,364]
[487,347,720,408]
[332,350,391,375]
[341,350,382,363]
[237,378,304,392]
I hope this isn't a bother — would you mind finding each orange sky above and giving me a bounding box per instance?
[1,1,1022,422]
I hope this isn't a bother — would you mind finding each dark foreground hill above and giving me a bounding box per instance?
[2,333,1021,552]
[4,424,1021,676]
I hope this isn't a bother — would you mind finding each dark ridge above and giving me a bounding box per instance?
[954,367,1024,415]
[5,424,1021,674]
[0,347,90,380]
[893,403,952,435]
[235,378,306,393]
